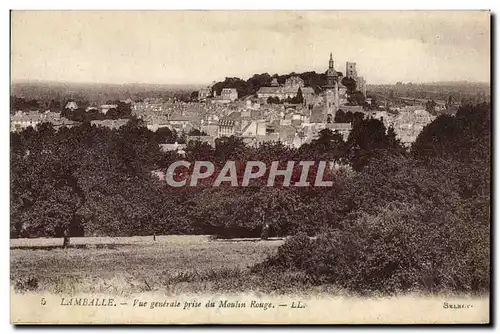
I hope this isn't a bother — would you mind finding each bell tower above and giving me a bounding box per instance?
[323,53,339,123]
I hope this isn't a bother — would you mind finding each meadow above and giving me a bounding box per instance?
[10,235,302,295]
[10,235,490,324]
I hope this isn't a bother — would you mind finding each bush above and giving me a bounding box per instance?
[15,276,39,292]
[258,201,489,294]
[256,233,314,270]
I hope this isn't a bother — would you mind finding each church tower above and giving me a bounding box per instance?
[323,53,339,123]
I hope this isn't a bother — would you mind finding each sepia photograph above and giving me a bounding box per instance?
[9,10,491,324]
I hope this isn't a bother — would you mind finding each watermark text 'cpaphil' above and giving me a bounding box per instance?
[164,160,336,187]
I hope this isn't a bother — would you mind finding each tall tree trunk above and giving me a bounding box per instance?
[62,230,70,248]
[260,211,269,240]
[63,212,75,248]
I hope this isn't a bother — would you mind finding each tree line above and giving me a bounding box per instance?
[11,112,406,243]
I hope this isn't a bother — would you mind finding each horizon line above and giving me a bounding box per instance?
[10,78,491,88]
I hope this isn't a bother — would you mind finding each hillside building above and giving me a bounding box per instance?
[257,75,314,103]
[198,86,212,101]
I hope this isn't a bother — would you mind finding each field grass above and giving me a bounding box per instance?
[11,235,301,295]
[11,235,490,298]
[10,234,490,326]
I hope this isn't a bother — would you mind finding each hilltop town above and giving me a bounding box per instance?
[10,53,489,150]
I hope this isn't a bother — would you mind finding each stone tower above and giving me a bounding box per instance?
[323,53,339,123]
[346,62,357,79]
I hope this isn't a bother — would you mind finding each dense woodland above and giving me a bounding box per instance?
[10,103,490,293]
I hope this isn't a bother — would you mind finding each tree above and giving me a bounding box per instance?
[177,132,187,144]
[386,126,402,149]
[214,136,247,163]
[57,173,86,247]
[185,140,215,162]
[187,128,207,136]
[347,91,366,106]
[116,101,132,118]
[48,99,62,111]
[291,87,304,104]
[334,109,346,123]
[246,73,272,94]
[11,121,191,242]
[267,96,281,104]
[155,127,178,144]
[425,99,437,113]
[368,95,378,110]
[10,130,86,246]
[412,103,491,165]
[36,122,56,138]
[106,108,119,119]
[346,118,406,171]
[212,77,249,98]
[341,77,357,93]
[193,187,305,238]
[190,91,199,102]
[298,128,347,162]
[447,95,453,108]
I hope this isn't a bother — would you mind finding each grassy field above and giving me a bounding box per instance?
[11,235,298,295]
[10,235,490,325]
[11,235,490,298]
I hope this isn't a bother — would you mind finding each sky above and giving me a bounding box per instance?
[11,11,491,85]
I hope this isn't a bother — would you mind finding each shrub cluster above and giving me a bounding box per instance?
[255,103,490,294]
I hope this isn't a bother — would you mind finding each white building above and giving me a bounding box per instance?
[221,88,238,102]
[65,101,78,111]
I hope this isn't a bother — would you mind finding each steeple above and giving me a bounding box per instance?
[323,52,339,123]
[326,52,337,82]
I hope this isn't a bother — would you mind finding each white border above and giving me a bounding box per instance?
[3,1,498,10]
[2,1,498,333]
